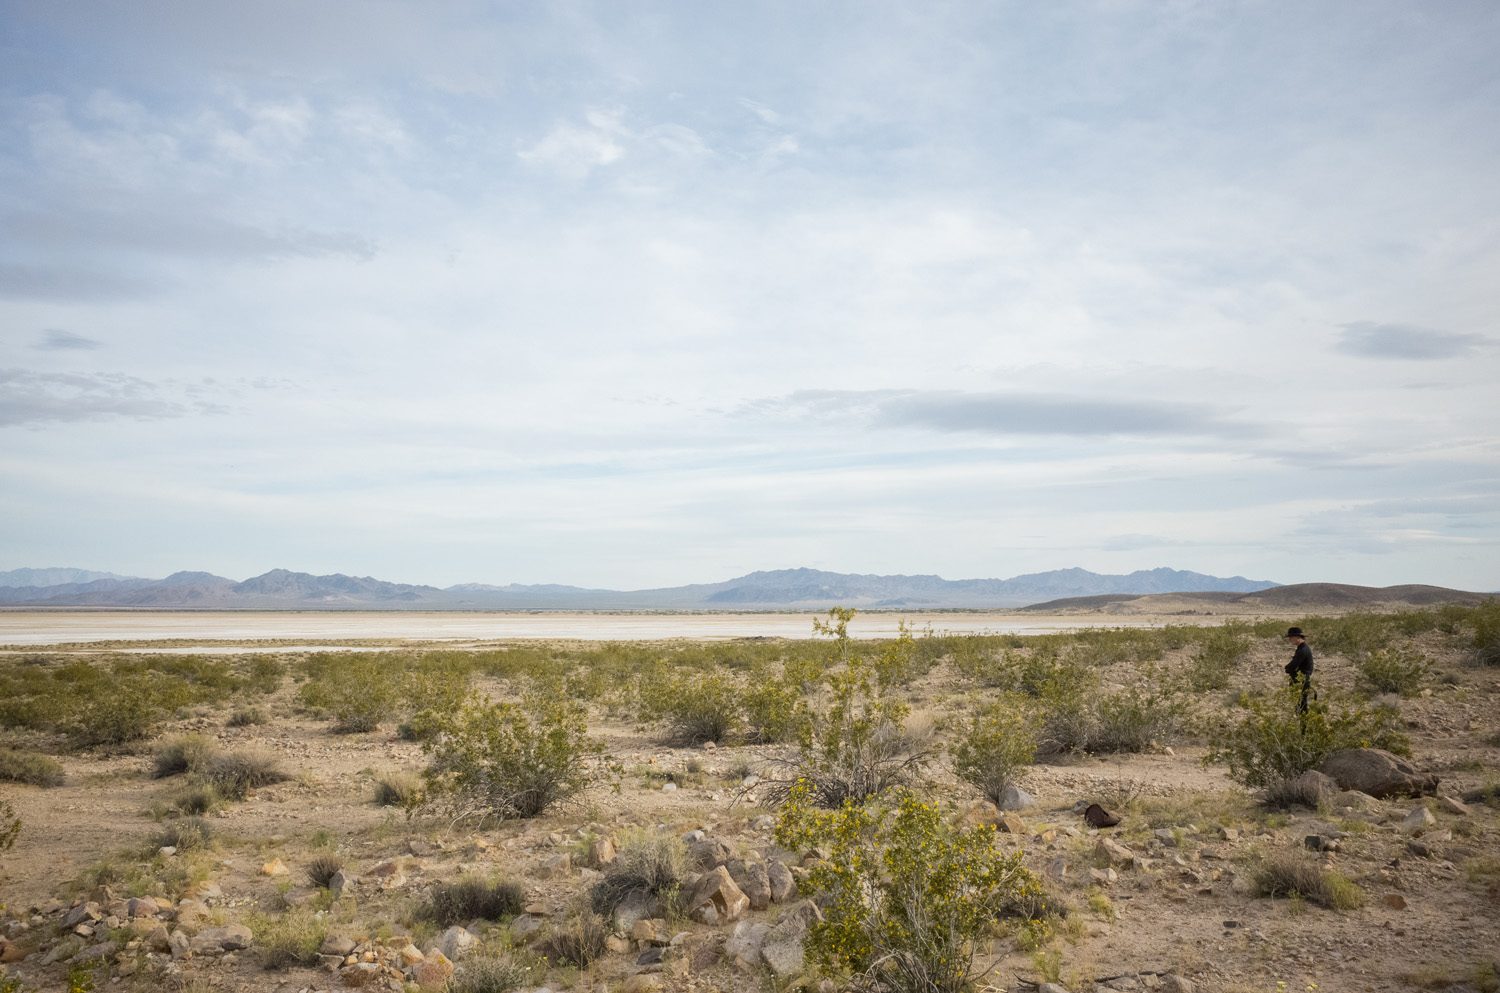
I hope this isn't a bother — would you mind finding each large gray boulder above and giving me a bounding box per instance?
[762,899,822,978]
[1318,748,1438,799]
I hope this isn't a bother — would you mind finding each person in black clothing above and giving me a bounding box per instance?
[1284,626,1314,714]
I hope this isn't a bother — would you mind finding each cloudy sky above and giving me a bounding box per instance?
[2,2,1498,590]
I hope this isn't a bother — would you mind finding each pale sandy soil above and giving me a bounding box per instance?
[1,617,1497,993]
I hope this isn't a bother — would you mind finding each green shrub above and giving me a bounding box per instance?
[590,830,690,917]
[153,734,219,779]
[741,673,809,744]
[448,953,530,993]
[1205,686,1410,789]
[1473,602,1500,666]
[1089,681,1187,754]
[373,771,425,811]
[425,876,525,926]
[1188,627,1250,691]
[536,912,609,967]
[642,670,742,745]
[157,816,213,852]
[197,750,289,800]
[949,699,1036,806]
[0,748,65,787]
[60,671,194,746]
[1357,647,1431,696]
[422,695,601,822]
[775,783,1043,993]
[1254,855,1365,910]
[297,654,402,733]
[251,908,327,969]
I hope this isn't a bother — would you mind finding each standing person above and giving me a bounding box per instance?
[1284,627,1314,715]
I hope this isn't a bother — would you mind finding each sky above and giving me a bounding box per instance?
[1,1,1498,591]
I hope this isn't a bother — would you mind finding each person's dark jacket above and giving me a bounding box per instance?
[1285,642,1313,684]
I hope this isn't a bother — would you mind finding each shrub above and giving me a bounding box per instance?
[764,654,928,808]
[0,798,19,853]
[422,696,601,822]
[297,654,402,733]
[1089,681,1187,754]
[425,876,525,926]
[536,912,609,967]
[590,830,690,917]
[1205,686,1410,790]
[227,706,267,727]
[1262,774,1328,810]
[1473,602,1500,666]
[373,771,425,811]
[59,671,195,747]
[1253,855,1364,910]
[171,784,221,816]
[642,670,742,745]
[157,816,213,852]
[0,748,65,787]
[741,674,809,744]
[774,783,1044,993]
[1357,647,1431,696]
[252,908,327,969]
[1188,627,1250,691]
[305,855,343,889]
[153,734,219,779]
[198,750,289,800]
[949,699,1036,806]
[449,954,530,993]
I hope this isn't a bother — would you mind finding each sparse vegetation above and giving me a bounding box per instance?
[156,816,213,852]
[536,912,610,967]
[227,705,267,727]
[0,747,65,786]
[1253,854,1365,910]
[1357,647,1432,696]
[1188,626,1250,691]
[642,669,742,745]
[305,854,343,888]
[590,830,690,917]
[373,770,425,811]
[950,698,1036,806]
[252,908,327,969]
[152,734,219,779]
[448,953,531,993]
[0,798,19,853]
[425,875,525,926]
[197,749,289,800]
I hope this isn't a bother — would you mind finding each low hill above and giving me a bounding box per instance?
[1019,582,1496,615]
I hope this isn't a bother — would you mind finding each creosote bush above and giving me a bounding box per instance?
[774,782,1044,993]
[425,876,525,926]
[152,734,219,779]
[1254,855,1364,910]
[227,706,267,727]
[0,747,65,787]
[0,799,19,854]
[1205,686,1410,790]
[949,699,1036,806]
[422,696,601,822]
[642,670,742,745]
[1188,626,1250,691]
[1357,647,1431,697]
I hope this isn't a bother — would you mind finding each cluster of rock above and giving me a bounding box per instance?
[313,933,455,991]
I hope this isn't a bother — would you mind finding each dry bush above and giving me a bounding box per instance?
[152,734,219,779]
[198,749,289,800]
[373,771,425,809]
[0,747,65,787]
[425,876,525,926]
[1262,774,1328,810]
[449,953,530,993]
[1254,855,1364,910]
[157,816,213,852]
[171,784,221,816]
[305,855,343,889]
[642,670,743,745]
[536,912,609,967]
[251,908,327,969]
[590,830,690,917]
[226,706,267,727]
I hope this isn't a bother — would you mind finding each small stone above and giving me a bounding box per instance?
[586,836,617,867]
[1382,893,1408,910]
[1402,806,1436,834]
[168,929,191,959]
[661,782,677,792]
[620,974,663,993]
[1160,976,1195,993]
[1089,867,1118,886]
[1438,795,1470,817]
[329,869,355,899]
[321,935,357,957]
[1095,838,1134,866]
[1153,828,1178,847]
[1217,827,1239,842]
[724,920,771,966]
[260,858,290,877]
[997,812,1027,834]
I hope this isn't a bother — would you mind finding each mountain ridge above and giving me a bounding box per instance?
[0,565,1279,610]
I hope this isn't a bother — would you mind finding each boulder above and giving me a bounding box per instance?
[998,785,1035,811]
[1402,806,1436,834]
[320,934,357,957]
[611,890,659,932]
[1318,749,1438,799]
[260,858,290,877]
[724,920,771,967]
[762,900,822,978]
[586,836,617,867]
[62,903,102,929]
[688,838,734,870]
[996,812,1027,835]
[126,897,161,918]
[686,866,750,924]
[767,860,797,903]
[1095,838,1134,866]
[1160,977,1195,993]
[1288,769,1338,802]
[726,859,773,911]
[438,925,478,960]
[329,869,355,899]
[168,929,191,959]
[1438,795,1471,816]
[412,949,455,989]
[190,924,253,954]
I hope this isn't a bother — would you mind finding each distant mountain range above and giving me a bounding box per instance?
[0,565,1278,610]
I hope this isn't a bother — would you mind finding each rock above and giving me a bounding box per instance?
[767,860,797,903]
[321,934,357,957]
[1382,893,1408,910]
[0,938,25,964]
[70,940,116,964]
[168,929,191,959]
[41,936,83,965]
[1218,827,1239,842]
[606,935,632,954]
[541,853,572,877]
[368,859,409,889]
[413,949,455,989]
[191,924,253,953]
[661,782,677,792]
[145,926,172,953]
[1044,857,1069,882]
[1304,835,1340,853]
[1289,769,1338,803]
[686,866,750,924]
[1402,806,1436,834]
[688,838,734,870]
[1095,838,1134,866]
[1319,748,1439,799]
[586,836,618,867]
[726,859,773,911]
[620,975,663,993]
[636,945,664,965]
[1438,795,1470,816]
[724,920,771,967]
[174,899,211,929]
[329,869,355,899]
[407,838,438,857]
[1084,804,1121,828]
[512,915,544,940]
[630,919,667,946]
[126,897,161,918]
[762,900,822,978]
[1153,829,1178,847]
[1089,867,1118,886]
[261,858,290,877]
[62,903,102,929]
[997,812,1027,834]
[751,814,775,832]
[998,784,1035,810]
[612,891,659,932]
[438,925,478,960]
[1160,977,1195,993]
[1038,984,1072,993]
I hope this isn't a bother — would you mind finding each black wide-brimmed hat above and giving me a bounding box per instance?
[1285,627,1305,638]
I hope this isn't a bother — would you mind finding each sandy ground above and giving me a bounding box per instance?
[0,610,1222,648]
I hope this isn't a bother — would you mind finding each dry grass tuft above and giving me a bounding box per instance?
[1254,854,1364,910]
[425,876,525,926]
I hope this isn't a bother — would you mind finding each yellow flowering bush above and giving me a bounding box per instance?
[775,781,1043,993]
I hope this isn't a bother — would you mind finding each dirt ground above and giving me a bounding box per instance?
[1,616,1497,993]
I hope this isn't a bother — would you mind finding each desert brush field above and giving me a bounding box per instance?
[1,605,1498,993]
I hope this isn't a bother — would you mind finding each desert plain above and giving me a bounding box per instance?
[1,600,1497,993]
